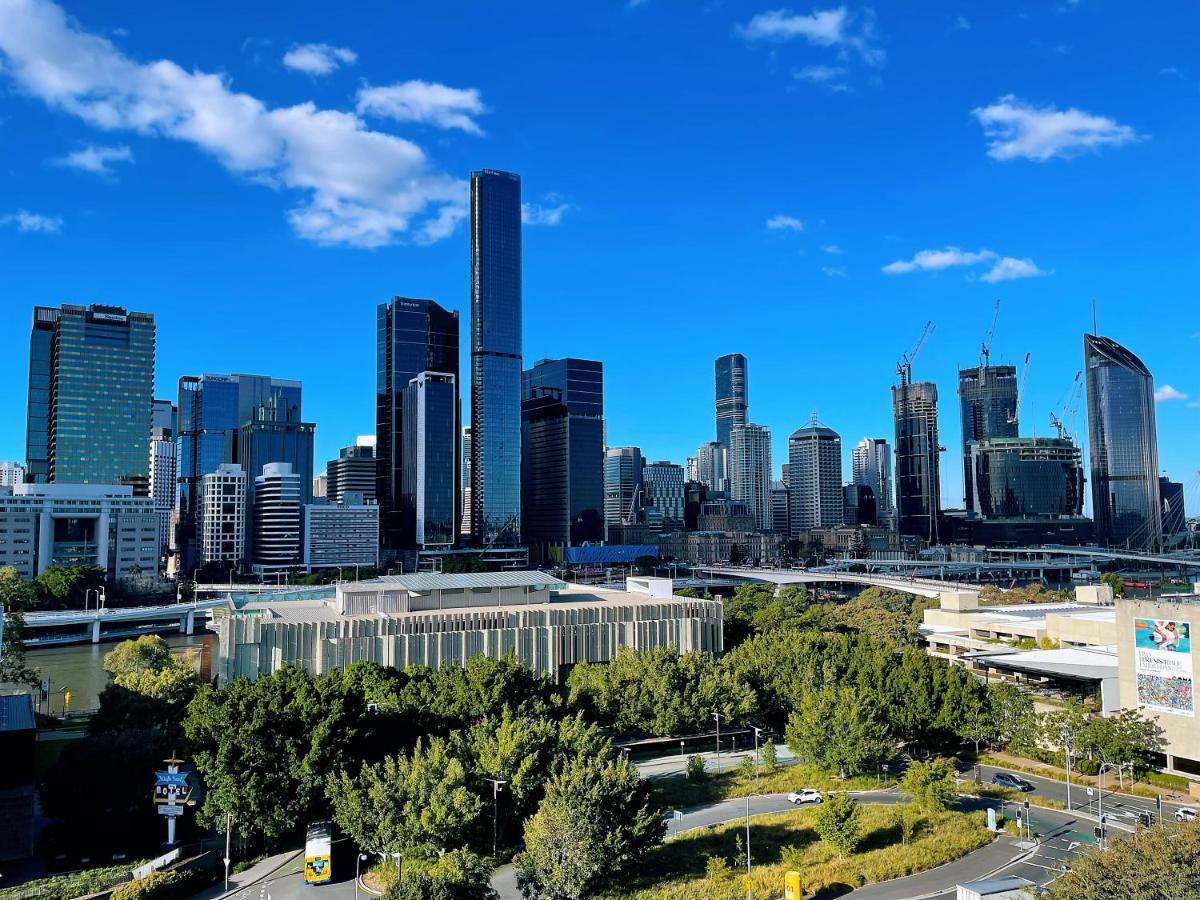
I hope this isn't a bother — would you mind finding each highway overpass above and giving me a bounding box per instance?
[20,598,226,645]
[987,546,1200,569]
[701,567,972,599]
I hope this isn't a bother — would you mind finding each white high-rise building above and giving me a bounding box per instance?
[0,461,25,487]
[148,427,177,562]
[604,447,643,532]
[643,461,686,529]
[852,437,895,529]
[788,416,843,533]
[696,441,725,492]
[198,463,246,565]
[729,423,772,531]
[253,462,303,574]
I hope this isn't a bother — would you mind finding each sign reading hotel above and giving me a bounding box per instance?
[1134,617,1194,716]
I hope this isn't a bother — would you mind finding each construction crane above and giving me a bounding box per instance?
[1050,371,1083,440]
[897,320,936,387]
[979,299,1001,369]
[1007,351,1031,426]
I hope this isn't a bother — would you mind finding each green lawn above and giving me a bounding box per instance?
[648,763,892,811]
[612,803,993,900]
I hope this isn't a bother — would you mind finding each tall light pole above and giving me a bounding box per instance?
[354,852,368,900]
[84,588,98,612]
[485,778,507,857]
[743,792,762,899]
[1097,759,1116,849]
[712,712,723,773]
[750,726,763,779]
[223,811,233,893]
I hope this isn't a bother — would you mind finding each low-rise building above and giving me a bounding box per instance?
[211,572,723,682]
[657,530,786,565]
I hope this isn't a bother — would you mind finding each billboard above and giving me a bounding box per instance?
[1134,617,1194,716]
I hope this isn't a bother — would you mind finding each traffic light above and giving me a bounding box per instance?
[1093,825,1103,840]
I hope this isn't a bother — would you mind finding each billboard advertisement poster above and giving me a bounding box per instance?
[1134,617,1194,716]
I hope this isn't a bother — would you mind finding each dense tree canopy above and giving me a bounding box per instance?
[1048,822,1200,899]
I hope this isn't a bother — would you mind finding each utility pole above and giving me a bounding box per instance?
[223,811,233,892]
[751,726,763,779]
[485,778,507,857]
[713,712,723,773]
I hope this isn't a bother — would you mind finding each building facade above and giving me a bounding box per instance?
[696,441,725,493]
[604,446,644,536]
[326,442,377,505]
[851,438,894,529]
[198,463,247,565]
[893,380,942,543]
[769,480,790,534]
[643,461,686,530]
[715,353,748,453]
[521,389,570,559]
[967,437,1085,520]
[788,418,843,532]
[460,427,472,538]
[252,462,303,574]
[729,424,772,531]
[237,395,315,561]
[1160,477,1187,543]
[149,424,177,562]
[1085,334,1162,550]
[470,169,524,547]
[0,462,25,487]
[25,306,58,483]
[401,371,459,549]
[958,364,1018,510]
[304,494,380,571]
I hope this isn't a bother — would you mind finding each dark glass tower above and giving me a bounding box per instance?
[1084,334,1162,550]
[377,297,460,551]
[25,306,59,483]
[958,364,1018,511]
[521,388,570,561]
[41,304,155,492]
[470,169,523,546]
[715,353,748,451]
[892,379,942,543]
[236,395,315,559]
[968,437,1084,519]
[522,358,604,549]
[402,372,459,548]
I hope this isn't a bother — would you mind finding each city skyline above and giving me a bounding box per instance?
[0,0,1197,511]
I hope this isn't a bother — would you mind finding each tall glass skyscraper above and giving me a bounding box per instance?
[25,306,59,483]
[1084,334,1162,550]
[470,169,523,546]
[893,379,942,543]
[402,372,459,549]
[35,304,156,493]
[604,446,644,534]
[715,353,748,453]
[957,364,1018,511]
[377,297,460,552]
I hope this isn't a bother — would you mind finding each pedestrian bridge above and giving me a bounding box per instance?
[701,567,974,599]
[21,598,227,645]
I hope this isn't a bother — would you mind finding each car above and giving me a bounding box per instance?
[991,772,1035,792]
[1176,807,1197,822]
[787,788,824,805]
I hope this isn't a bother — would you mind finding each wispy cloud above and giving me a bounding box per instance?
[736,6,883,66]
[766,214,804,232]
[794,64,851,92]
[883,246,1047,282]
[522,194,571,226]
[972,95,1142,162]
[52,143,132,175]
[820,243,843,254]
[1155,384,1189,403]
[2,210,62,232]
[822,266,846,277]
[0,0,470,248]
[356,80,486,135]
[953,15,970,30]
[282,43,356,76]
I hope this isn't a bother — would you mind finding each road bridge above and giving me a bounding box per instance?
[702,567,973,599]
[20,598,226,645]
[988,546,1200,569]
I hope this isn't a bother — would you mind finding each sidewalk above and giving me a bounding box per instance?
[189,848,302,900]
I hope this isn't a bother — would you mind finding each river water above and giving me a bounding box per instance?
[25,633,213,715]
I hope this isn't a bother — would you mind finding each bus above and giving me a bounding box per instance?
[304,821,332,886]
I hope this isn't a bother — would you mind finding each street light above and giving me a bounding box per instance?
[354,852,368,900]
[750,726,764,779]
[743,792,762,899]
[485,778,507,857]
[712,712,723,773]
[84,588,98,612]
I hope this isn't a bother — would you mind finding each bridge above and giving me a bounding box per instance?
[701,567,972,599]
[987,546,1200,569]
[20,598,227,645]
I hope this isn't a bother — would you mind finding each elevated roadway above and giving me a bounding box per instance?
[21,598,226,645]
[702,566,972,599]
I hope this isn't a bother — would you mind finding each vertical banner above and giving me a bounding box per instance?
[1134,617,1194,716]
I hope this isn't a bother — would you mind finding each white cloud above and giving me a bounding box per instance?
[281,43,356,76]
[522,194,571,226]
[1155,384,1188,403]
[766,214,804,232]
[52,143,132,175]
[972,95,1141,162]
[738,7,848,44]
[954,15,970,30]
[356,80,486,135]
[981,256,1047,283]
[0,0,470,248]
[820,243,843,254]
[795,64,847,82]
[1,209,62,232]
[882,246,995,274]
[822,266,846,277]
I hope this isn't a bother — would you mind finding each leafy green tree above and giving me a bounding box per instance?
[0,608,39,687]
[1039,700,1091,771]
[1046,818,1200,899]
[785,686,891,777]
[34,564,105,608]
[760,740,778,772]
[459,710,557,843]
[813,792,862,857]
[515,753,663,899]
[900,758,958,812]
[0,565,38,611]
[1099,572,1125,597]
[686,754,707,782]
[382,849,497,900]
[838,587,919,648]
[722,583,776,648]
[956,699,995,754]
[987,681,1037,751]
[104,634,176,678]
[1079,707,1165,783]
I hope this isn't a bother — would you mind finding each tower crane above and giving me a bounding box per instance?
[897,320,936,387]
[980,299,1000,369]
[1007,352,1030,426]
[1050,371,1083,440]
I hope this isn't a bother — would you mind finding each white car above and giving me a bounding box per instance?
[1176,807,1197,822]
[787,788,824,805]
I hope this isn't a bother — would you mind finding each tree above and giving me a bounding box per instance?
[987,682,1037,751]
[1099,572,1125,597]
[104,634,176,679]
[956,700,995,755]
[0,565,38,611]
[686,754,707,782]
[1039,700,1091,772]
[515,753,663,899]
[785,686,891,777]
[813,792,861,857]
[382,849,497,900]
[1046,819,1200,899]
[33,564,104,609]
[1080,707,1165,784]
[0,608,39,688]
[459,710,557,842]
[760,740,778,772]
[900,759,957,812]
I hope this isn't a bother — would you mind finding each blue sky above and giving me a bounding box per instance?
[1,0,1197,511]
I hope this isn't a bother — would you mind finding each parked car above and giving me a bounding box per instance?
[1176,807,1197,822]
[787,788,824,805]
[991,772,1035,792]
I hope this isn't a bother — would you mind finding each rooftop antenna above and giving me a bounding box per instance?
[1092,298,1098,335]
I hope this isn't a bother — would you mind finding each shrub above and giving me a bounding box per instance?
[814,792,862,857]
[704,856,733,882]
[686,754,707,782]
[761,741,778,772]
[110,869,204,900]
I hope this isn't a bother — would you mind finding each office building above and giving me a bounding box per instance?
[893,378,942,543]
[304,493,380,572]
[843,484,877,527]
[522,357,604,545]
[715,353,748,452]
[958,365,1018,510]
[967,437,1084,520]
[377,297,460,552]
[401,371,459,549]
[686,457,699,483]
[696,441,725,492]
[0,462,25,487]
[0,483,157,579]
[326,441,377,505]
[149,423,177,562]
[197,463,247,566]
[769,480,790,534]
[851,438,894,529]
[461,427,472,537]
[684,481,708,531]
[1084,334,1162,550]
[31,304,155,493]
[237,395,315,560]
[175,373,302,572]
[697,497,757,532]
[658,530,786,566]
[470,169,523,547]
[643,461,686,530]
[521,389,570,559]
[1160,477,1187,542]
[788,417,843,532]
[729,424,772,531]
[252,462,303,575]
[604,447,644,537]
[313,474,327,499]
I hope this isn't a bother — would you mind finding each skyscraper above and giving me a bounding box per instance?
[967,437,1084,519]
[729,423,772,531]
[377,297,460,552]
[25,306,59,484]
[715,353,748,451]
[1084,334,1162,550]
[958,364,1018,510]
[851,438,894,528]
[326,441,377,505]
[470,169,523,547]
[696,441,725,492]
[893,379,942,543]
[604,447,644,535]
[198,463,247,565]
[643,460,686,529]
[237,394,315,560]
[34,304,155,492]
[149,412,177,562]
[402,371,459,548]
[521,388,570,559]
[252,462,303,574]
[788,417,843,532]
[460,427,472,537]
[1160,477,1187,542]
[0,462,25,487]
